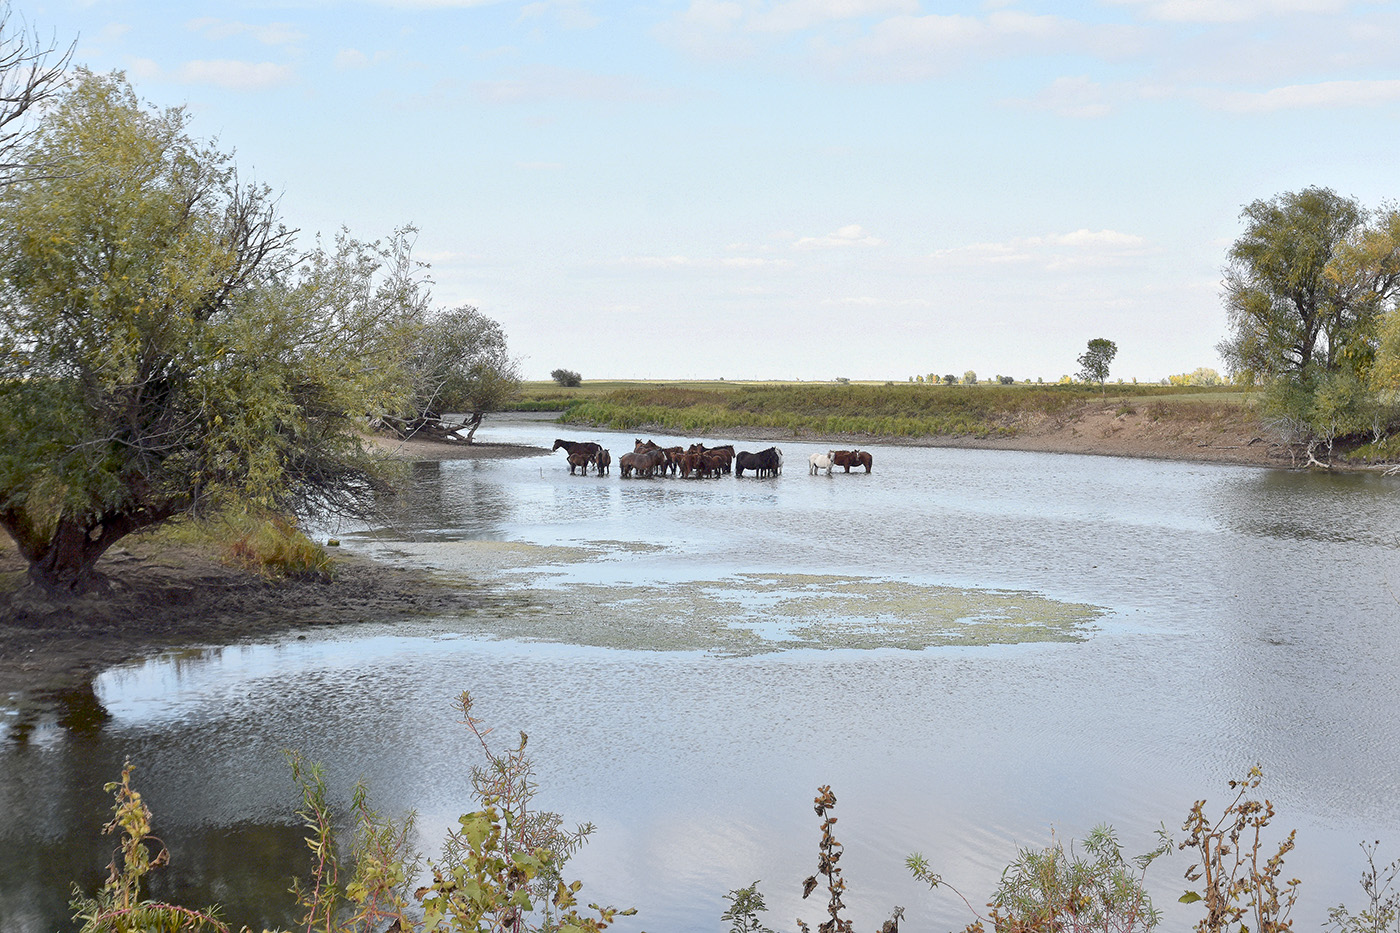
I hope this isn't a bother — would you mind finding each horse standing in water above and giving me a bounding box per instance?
[809,451,834,475]
[831,449,873,473]
[553,438,602,471]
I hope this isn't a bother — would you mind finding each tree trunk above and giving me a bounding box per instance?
[460,411,484,445]
[1,505,175,596]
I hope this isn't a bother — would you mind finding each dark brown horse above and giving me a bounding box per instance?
[554,438,602,467]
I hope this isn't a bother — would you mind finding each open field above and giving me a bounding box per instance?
[506,379,1290,467]
[512,378,1254,441]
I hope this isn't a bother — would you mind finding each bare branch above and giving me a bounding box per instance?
[0,4,74,185]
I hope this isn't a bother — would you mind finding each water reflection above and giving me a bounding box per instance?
[4,681,111,744]
[5,419,1400,932]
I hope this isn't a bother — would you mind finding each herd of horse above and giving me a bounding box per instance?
[552,438,873,479]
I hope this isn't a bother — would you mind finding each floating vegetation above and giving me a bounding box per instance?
[411,544,1102,656]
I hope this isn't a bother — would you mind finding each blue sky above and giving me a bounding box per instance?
[26,0,1400,381]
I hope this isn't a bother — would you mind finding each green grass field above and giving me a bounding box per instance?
[508,379,1251,439]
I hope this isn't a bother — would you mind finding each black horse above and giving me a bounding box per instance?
[735,447,782,477]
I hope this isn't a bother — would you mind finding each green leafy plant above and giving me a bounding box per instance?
[288,751,418,932]
[1178,765,1299,933]
[71,695,629,933]
[909,824,1168,933]
[68,761,237,933]
[723,881,777,933]
[447,691,600,931]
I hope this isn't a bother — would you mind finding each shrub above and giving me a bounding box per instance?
[70,694,631,933]
[1178,765,1299,933]
[1327,842,1400,933]
[550,369,582,387]
[156,508,334,580]
[909,824,1168,933]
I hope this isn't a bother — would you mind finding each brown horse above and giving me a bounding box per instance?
[620,447,666,478]
[567,449,593,475]
[831,450,873,473]
[554,438,602,469]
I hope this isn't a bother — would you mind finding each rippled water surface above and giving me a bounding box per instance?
[5,415,1400,932]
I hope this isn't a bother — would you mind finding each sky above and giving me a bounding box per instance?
[19,0,1400,382]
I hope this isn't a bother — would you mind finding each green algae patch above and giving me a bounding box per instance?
[445,565,1100,656]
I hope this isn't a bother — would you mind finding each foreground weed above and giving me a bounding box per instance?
[1326,842,1400,933]
[909,824,1168,933]
[288,751,418,932]
[73,696,630,933]
[798,786,903,933]
[1178,765,1299,933]
[69,761,237,933]
[723,881,777,933]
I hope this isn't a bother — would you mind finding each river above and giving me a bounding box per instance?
[4,415,1400,932]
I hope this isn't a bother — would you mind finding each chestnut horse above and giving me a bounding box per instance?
[830,450,873,473]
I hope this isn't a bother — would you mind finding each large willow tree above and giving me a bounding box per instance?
[1218,187,1400,458]
[0,71,419,594]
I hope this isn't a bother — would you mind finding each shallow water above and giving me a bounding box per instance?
[5,416,1400,931]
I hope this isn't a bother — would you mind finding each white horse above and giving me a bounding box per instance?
[809,451,833,475]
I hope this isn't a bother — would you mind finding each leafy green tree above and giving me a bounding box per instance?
[551,368,581,387]
[962,370,977,385]
[385,303,520,445]
[1077,338,1118,391]
[1218,188,1400,385]
[0,71,415,593]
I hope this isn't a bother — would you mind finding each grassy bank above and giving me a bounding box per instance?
[511,380,1253,440]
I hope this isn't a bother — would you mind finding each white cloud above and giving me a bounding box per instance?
[933,229,1150,269]
[1021,75,1116,118]
[473,65,667,103]
[618,254,790,269]
[335,48,371,69]
[821,295,934,307]
[186,18,305,46]
[653,1,755,60]
[1046,229,1147,248]
[747,0,920,34]
[97,23,131,43]
[131,58,296,90]
[793,224,884,249]
[519,1,602,30]
[825,10,1141,81]
[1106,0,1351,23]
[359,0,505,7]
[1198,78,1400,111]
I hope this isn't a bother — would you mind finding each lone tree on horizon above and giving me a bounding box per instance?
[1077,338,1118,393]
